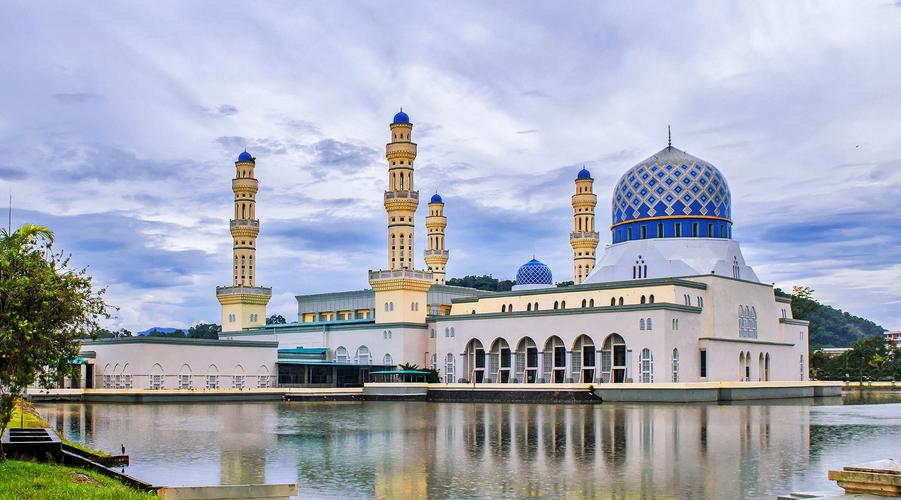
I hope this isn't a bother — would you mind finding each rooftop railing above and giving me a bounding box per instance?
[216,286,272,296]
[368,269,433,281]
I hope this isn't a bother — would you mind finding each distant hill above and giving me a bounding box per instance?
[777,287,886,349]
[447,275,514,292]
[138,327,180,336]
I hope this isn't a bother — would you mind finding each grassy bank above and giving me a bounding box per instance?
[7,400,108,457]
[0,460,154,499]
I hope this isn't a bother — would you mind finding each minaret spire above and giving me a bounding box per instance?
[384,108,418,270]
[668,125,672,147]
[425,192,448,284]
[570,167,599,284]
[216,150,271,332]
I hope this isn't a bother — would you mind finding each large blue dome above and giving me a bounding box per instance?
[611,145,732,243]
[237,151,253,162]
[577,168,592,180]
[516,259,553,286]
[430,193,443,203]
[392,110,410,124]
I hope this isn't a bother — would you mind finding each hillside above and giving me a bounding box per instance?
[777,287,886,348]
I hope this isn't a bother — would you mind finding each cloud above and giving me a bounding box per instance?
[52,92,103,104]
[2,2,900,330]
[217,104,239,116]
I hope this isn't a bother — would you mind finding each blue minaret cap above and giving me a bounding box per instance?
[430,193,443,203]
[237,150,253,162]
[392,109,410,124]
[577,167,592,180]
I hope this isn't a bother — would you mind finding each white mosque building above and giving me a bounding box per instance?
[81,110,809,390]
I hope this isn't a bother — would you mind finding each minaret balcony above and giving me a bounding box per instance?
[385,142,417,158]
[232,178,259,192]
[230,219,260,229]
[384,191,419,200]
[424,249,449,257]
[570,231,600,242]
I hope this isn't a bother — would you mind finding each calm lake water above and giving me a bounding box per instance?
[37,392,901,499]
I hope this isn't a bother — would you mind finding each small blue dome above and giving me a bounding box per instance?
[237,151,253,162]
[430,193,443,203]
[516,258,553,286]
[577,168,592,180]
[392,110,410,124]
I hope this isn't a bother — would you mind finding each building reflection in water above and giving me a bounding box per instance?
[37,400,818,498]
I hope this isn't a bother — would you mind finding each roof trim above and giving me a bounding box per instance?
[79,337,279,348]
[223,321,428,337]
[451,277,707,302]
[430,303,702,323]
[779,318,809,326]
[698,337,796,347]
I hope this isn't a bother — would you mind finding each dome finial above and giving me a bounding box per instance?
[667,125,672,147]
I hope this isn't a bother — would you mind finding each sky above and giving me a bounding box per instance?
[1,1,900,332]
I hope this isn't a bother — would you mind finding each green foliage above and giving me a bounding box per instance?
[0,224,107,459]
[85,328,132,339]
[447,275,514,292]
[266,314,287,325]
[556,280,575,288]
[146,329,186,337]
[397,363,441,383]
[187,323,220,339]
[811,335,899,381]
[0,460,154,498]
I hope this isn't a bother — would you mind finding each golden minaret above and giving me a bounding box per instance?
[384,109,418,270]
[570,167,599,284]
[424,193,448,284]
[217,150,271,332]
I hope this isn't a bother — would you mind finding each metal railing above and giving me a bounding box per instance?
[384,191,419,200]
[230,220,260,228]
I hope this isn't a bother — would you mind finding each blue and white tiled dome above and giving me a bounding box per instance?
[611,145,732,243]
[516,259,553,286]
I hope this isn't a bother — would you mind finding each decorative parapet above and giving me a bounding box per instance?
[384,191,419,200]
[368,269,433,292]
[230,220,260,229]
[216,286,272,305]
[424,249,450,257]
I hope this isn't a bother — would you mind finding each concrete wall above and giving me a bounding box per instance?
[83,338,277,390]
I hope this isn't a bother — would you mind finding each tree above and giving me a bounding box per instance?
[447,275,514,292]
[188,323,220,339]
[266,314,287,325]
[556,281,575,288]
[0,225,107,459]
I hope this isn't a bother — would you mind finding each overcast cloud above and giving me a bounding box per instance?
[1,1,899,331]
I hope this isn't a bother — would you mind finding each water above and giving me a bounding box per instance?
[37,392,901,499]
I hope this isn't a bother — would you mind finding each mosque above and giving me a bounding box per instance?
[81,110,809,390]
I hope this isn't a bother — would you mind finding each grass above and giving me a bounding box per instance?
[6,399,109,457]
[0,459,155,499]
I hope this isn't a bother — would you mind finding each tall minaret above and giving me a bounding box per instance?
[217,150,271,332]
[370,110,432,327]
[424,193,448,284]
[570,167,599,284]
[384,109,418,270]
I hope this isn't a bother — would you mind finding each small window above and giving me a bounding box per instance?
[640,225,647,239]
[627,227,633,240]
[561,300,566,309]
[640,319,645,330]
[700,350,708,378]
[554,301,559,310]
[618,297,624,306]
[501,304,506,313]
[647,318,652,330]
[649,294,655,304]
[640,295,646,304]
[692,223,699,237]
[675,223,682,237]
[582,299,587,308]
[610,298,616,307]
[589,299,594,307]
[527,303,532,312]
[657,223,664,238]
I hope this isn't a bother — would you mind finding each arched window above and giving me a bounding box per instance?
[430,354,437,370]
[501,304,506,313]
[582,299,587,308]
[640,295,646,304]
[553,301,559,310]
[383,354,393,366]
[672,349,680,382]
[589,299,594,307]
[527,303,532,312]
[561,300,566,309]
[534,302,539,310]
[444,328,449,337]
[646,318,653,330]
[450,327,455,337]
[640,348,653,383]
[639,319,645,330]
[445,353,455,383]
[335,346,348,363]
[390,302,394,312]
[649,294,655,304]
[610,298,616,307]
[384,302,389,312]
[355,346,370,365]
[508,304,513,312]
[618,297,624,306]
